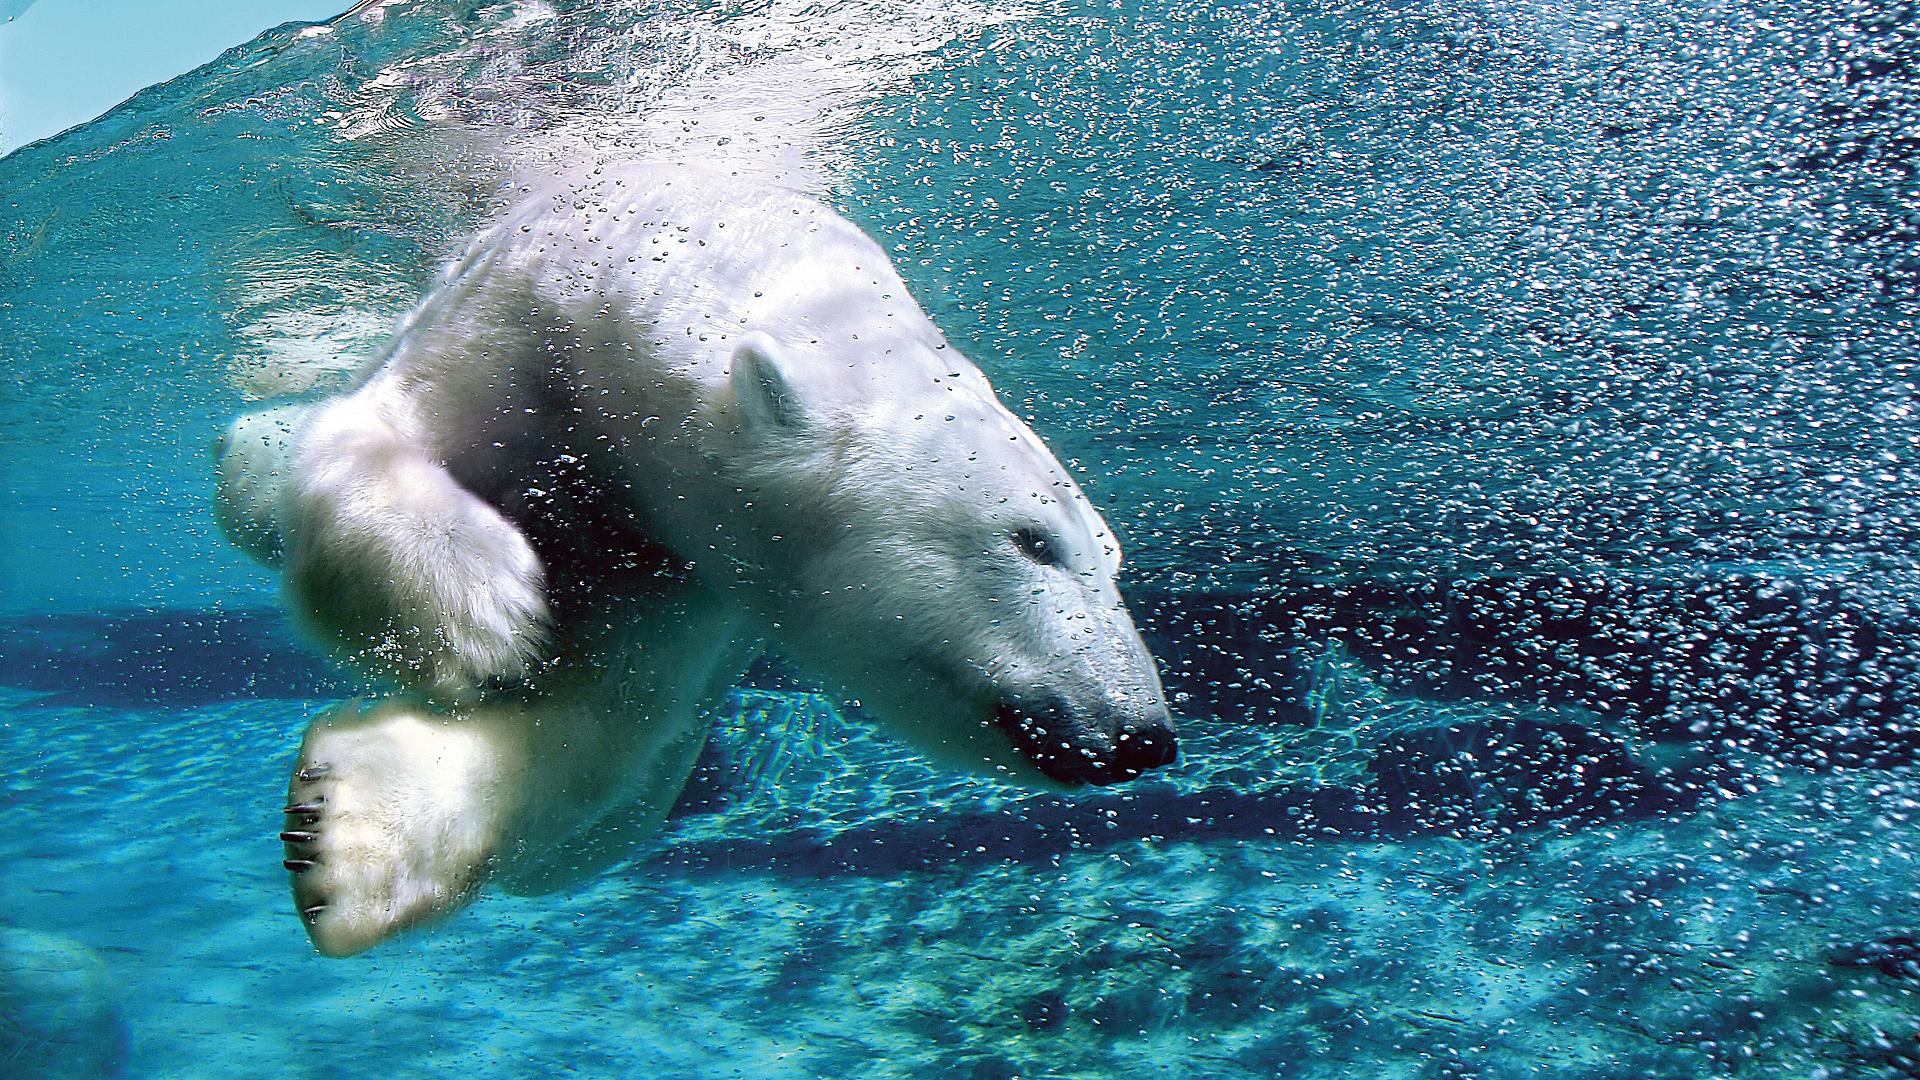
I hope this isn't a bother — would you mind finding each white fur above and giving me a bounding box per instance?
[280,398,551,702]
[221,165,1169,956]
[283,586,753,957]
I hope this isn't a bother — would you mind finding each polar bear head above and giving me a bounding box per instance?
[700,331,1177,787]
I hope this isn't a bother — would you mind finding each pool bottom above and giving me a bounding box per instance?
[0,686,1915,1079]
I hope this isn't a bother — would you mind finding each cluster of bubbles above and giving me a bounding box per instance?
[4,0,1918,778]
[846,0,1920,590]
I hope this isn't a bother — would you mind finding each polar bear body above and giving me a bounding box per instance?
[220,166,1175,955]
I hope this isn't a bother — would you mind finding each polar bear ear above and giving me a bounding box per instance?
[729,332,808,431]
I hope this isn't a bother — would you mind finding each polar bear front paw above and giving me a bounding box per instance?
[280,698,523,957]
[286,452,553,702]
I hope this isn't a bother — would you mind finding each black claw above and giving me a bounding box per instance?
[302,904,326,923]
[284,858,317,873]
[279,831,316,844]
[282,802,323,814]
[296,764,332,781]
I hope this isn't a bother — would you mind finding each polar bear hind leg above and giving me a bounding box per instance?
[281,696,533,958]
[281,588,758,957]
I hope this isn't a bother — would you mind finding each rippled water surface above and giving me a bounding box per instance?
[3,0,1919,1076]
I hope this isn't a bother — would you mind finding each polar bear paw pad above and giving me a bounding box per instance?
[280,710,505,957]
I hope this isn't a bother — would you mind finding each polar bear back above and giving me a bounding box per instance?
[500,168,953,379]
[365,167,1010,461]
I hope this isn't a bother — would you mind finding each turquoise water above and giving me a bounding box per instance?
[4,0,1919,1076]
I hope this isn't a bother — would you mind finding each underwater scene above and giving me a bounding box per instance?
[4,0,1920,1076]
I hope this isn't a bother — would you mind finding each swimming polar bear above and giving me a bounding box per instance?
[216,166,1176,956]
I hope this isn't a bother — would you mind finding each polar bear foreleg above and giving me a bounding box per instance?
[282,399,551,701]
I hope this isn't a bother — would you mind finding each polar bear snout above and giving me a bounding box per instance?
[993,694,1178,786]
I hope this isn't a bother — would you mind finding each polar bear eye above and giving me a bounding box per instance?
[1011,526,1066,568]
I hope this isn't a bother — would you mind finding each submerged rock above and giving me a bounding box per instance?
[0,925,129,1079]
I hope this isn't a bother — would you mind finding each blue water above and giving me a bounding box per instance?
[3,0,1919,1076]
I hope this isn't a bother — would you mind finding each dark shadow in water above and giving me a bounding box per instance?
[1139,573,1920,769]
[657,781,1369,879]
[0,606,830,710]
[0,608,352,709]
[654,759,1705,880]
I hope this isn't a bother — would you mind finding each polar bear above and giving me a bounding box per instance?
[216,165,1176,956]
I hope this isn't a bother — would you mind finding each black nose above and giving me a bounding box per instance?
[1114,720,1178,776]
[995,698,1178,786]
